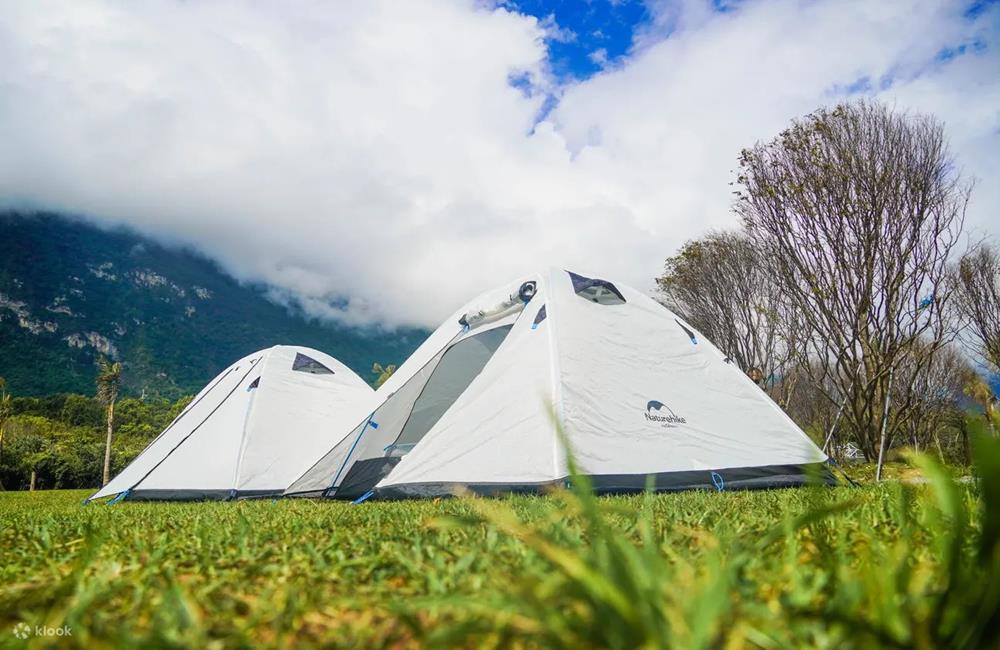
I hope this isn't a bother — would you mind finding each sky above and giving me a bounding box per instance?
[0,0,997,329]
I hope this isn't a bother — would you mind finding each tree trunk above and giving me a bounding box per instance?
[29,469,36,492]
[0,427,5,491]
[875,368,895,482]
[960,419,971,465]
[102,399,115,486]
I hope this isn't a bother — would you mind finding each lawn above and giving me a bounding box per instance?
[0,447,997,649]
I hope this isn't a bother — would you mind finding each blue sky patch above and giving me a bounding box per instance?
[965,0,999,20]
[504,0,652,81]
[936,39,988,62]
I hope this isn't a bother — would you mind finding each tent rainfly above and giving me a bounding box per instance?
[285,268,834,501]
[88,346,373,502]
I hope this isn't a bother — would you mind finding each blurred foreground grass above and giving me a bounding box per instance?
[0,443,997,649]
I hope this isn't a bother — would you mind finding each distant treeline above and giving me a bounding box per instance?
[0,387,992,493]
[0,393,189,491]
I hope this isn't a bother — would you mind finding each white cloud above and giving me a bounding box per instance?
[589,48,610,66]
[0,0,997,328]
[555,0,999,239]
[538,12,577,43]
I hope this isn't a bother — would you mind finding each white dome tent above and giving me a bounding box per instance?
[88,345,373,502]
[284,268,833,501]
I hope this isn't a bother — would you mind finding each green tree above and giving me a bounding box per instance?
[96,357,122,486]
[372,362,397,389]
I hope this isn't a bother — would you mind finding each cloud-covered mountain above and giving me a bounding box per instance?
[0,213,425,397]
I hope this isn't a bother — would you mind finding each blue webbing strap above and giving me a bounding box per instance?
[107,489,130,505]
[352,490,375,505]
[711,472,725,492]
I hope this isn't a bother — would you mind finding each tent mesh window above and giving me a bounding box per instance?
[386,325,513,456]
[292,353,335,375]
[567,270,626,305]
[532,304,547,327]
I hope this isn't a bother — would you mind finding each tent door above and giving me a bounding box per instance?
[335,457,402,500]
[383,325,512,458]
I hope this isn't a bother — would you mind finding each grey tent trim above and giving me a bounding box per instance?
[374,462,837,499]
[124,489,278,501]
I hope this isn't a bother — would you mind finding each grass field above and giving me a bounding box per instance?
[1,446,998,649]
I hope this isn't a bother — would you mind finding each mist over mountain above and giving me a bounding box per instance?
[0,213,426,397]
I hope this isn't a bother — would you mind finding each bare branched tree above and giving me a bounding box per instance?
[893,344,969,456]
[656,230,803,403]
[954,242,1000,372]
[736,100,969,460]
[781,362,839,444]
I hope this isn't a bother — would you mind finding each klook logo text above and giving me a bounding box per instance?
[11,623,72,639]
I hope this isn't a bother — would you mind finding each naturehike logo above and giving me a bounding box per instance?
[645,400,686,427]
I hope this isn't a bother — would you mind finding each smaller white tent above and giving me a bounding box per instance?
[88,345,373,502]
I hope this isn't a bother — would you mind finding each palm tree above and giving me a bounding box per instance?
[372,362,397,389]
[96,358,122,486]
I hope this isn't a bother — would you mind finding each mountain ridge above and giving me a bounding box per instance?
[0,212,425,397]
